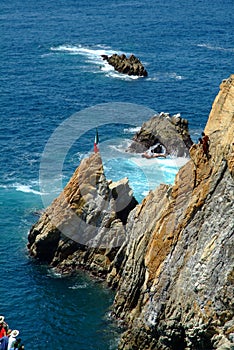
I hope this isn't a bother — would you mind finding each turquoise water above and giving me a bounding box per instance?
[0,0,233,348]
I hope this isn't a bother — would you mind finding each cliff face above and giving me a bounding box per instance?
[28,76,234,350]
[109,75,234,349]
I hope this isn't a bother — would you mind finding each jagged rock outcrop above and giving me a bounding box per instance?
[107,75,234,349]
[28,75,233,350]
[28,153,137,277]
[127,112,193,157]
[101,53,148,77]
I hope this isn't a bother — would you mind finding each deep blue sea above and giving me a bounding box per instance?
[0,0,233,348]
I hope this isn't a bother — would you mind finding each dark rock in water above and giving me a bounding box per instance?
[101,54,108,60]
[127,112,193,157]
[101,53,148,77]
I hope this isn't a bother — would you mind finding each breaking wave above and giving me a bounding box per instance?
[49,44,145,80]
[14,184,43,195]
[0,182,45,196]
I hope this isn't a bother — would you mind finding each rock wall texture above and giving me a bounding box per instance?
[108,75,234,349]
[28,153,138,277]
[28,75,234,350]
[127,112,193,157]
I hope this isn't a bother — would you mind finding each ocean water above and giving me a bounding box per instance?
[0,0,233,348]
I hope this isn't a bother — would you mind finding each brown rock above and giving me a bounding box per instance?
[27,74,234,349]
[28,153,137,277]
[108,75,234,349]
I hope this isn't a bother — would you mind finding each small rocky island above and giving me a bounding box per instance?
[127,112,193,157]
[28,75,234,350]
[101,53,148,77]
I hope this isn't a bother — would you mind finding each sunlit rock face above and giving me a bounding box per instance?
[28,75,234,350]
[109,75,234,350]
[28,153,137,277]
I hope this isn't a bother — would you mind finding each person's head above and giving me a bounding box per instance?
[0,315,4,327]
[11,330,19,338]
[201,132,205,136]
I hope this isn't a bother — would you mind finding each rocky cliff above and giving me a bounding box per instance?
[108,75,234,349]
[127,112,193,157]
[28,153,138,277]
[28,75,234,349]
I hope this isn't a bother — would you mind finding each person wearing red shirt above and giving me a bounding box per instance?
[0,323,6,338]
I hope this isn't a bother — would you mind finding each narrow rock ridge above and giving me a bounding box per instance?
[108,75,234,349]
[101,53,148,77]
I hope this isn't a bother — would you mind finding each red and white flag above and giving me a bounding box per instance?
[94,128,99,153]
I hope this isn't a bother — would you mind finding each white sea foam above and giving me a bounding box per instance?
[50,44,116,76]
[147,72,185,82]
[50,44,145,80]
[69,282,88,290]
[105,71,142,81]
[50,44,116,61]
[106,139,134,154]
[197,43,234,52]
[142,190,150,197]
[0,182,44,195]
[131,156,188,174]
[128,156,188,199]
[123,126,141,134]
[168,72,184,80]
[101,143,189,202]
[15,184,43,195]
[100,62,115,72]
[0,184,8,189]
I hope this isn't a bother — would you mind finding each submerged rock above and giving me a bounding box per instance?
[101,53,148,77]
[127,112,193,157]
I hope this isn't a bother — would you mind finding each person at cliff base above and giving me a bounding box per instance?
[7,330,19,350]
[142,143,167,159]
